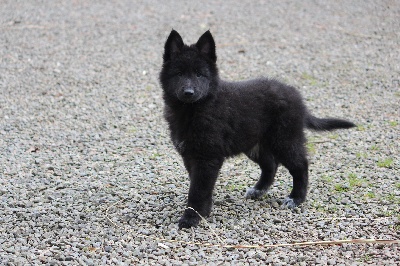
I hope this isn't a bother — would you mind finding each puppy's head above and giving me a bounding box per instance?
[159,30,219,104]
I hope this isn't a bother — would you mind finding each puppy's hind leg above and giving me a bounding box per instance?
[277,145,309,208]
[245,148,278,200]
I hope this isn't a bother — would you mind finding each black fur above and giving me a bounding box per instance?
[159,30,356,229]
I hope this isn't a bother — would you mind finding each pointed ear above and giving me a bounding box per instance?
[195,30,217,62]
[163,30,184,61]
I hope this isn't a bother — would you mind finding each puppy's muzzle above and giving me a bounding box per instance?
[183,88,195,96]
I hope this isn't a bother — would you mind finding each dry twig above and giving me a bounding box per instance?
[106,199,400,249]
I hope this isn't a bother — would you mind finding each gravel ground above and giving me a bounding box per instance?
[1,0,399,265]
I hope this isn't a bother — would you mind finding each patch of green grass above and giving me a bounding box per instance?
[396,183,400,189]
[388,121,398,126]
[348,173,364,187]
[356,152,367,159]
[393,223,400,231]
[327,205,338,213]
[328,133,339,140]
[377,158,393,168]
[227,183,247,192]
[387,193,395,201]
[385,193,400,204]
[306,142,316,155]
[149,152,162,160]
[364,192,376,199]
[334,184,350,192]
[359,254,372,263]
[301,72,318,86]
[348,173,357,178]
[381,210,397,217]
[311,201,327,212]
[322,175,334,183]
[370,144,379,151]
[357,125,366,131]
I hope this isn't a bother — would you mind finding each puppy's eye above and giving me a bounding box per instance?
[177,72,183,77]
[196,71,202,77]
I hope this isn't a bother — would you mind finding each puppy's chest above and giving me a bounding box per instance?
[171,124,216,154]
[169,116,220,155]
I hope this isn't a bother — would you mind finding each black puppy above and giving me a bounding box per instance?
[159,30,355,229]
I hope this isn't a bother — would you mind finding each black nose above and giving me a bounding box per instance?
[183,88,194,96]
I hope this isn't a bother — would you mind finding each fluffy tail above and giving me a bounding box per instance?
[306,115,356,131]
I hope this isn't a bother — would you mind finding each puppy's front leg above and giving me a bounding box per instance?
[179,157,223,229]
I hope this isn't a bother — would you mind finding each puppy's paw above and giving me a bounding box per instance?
[245,187,267,199]
[282,197,302,209]
[178,215,200,229]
